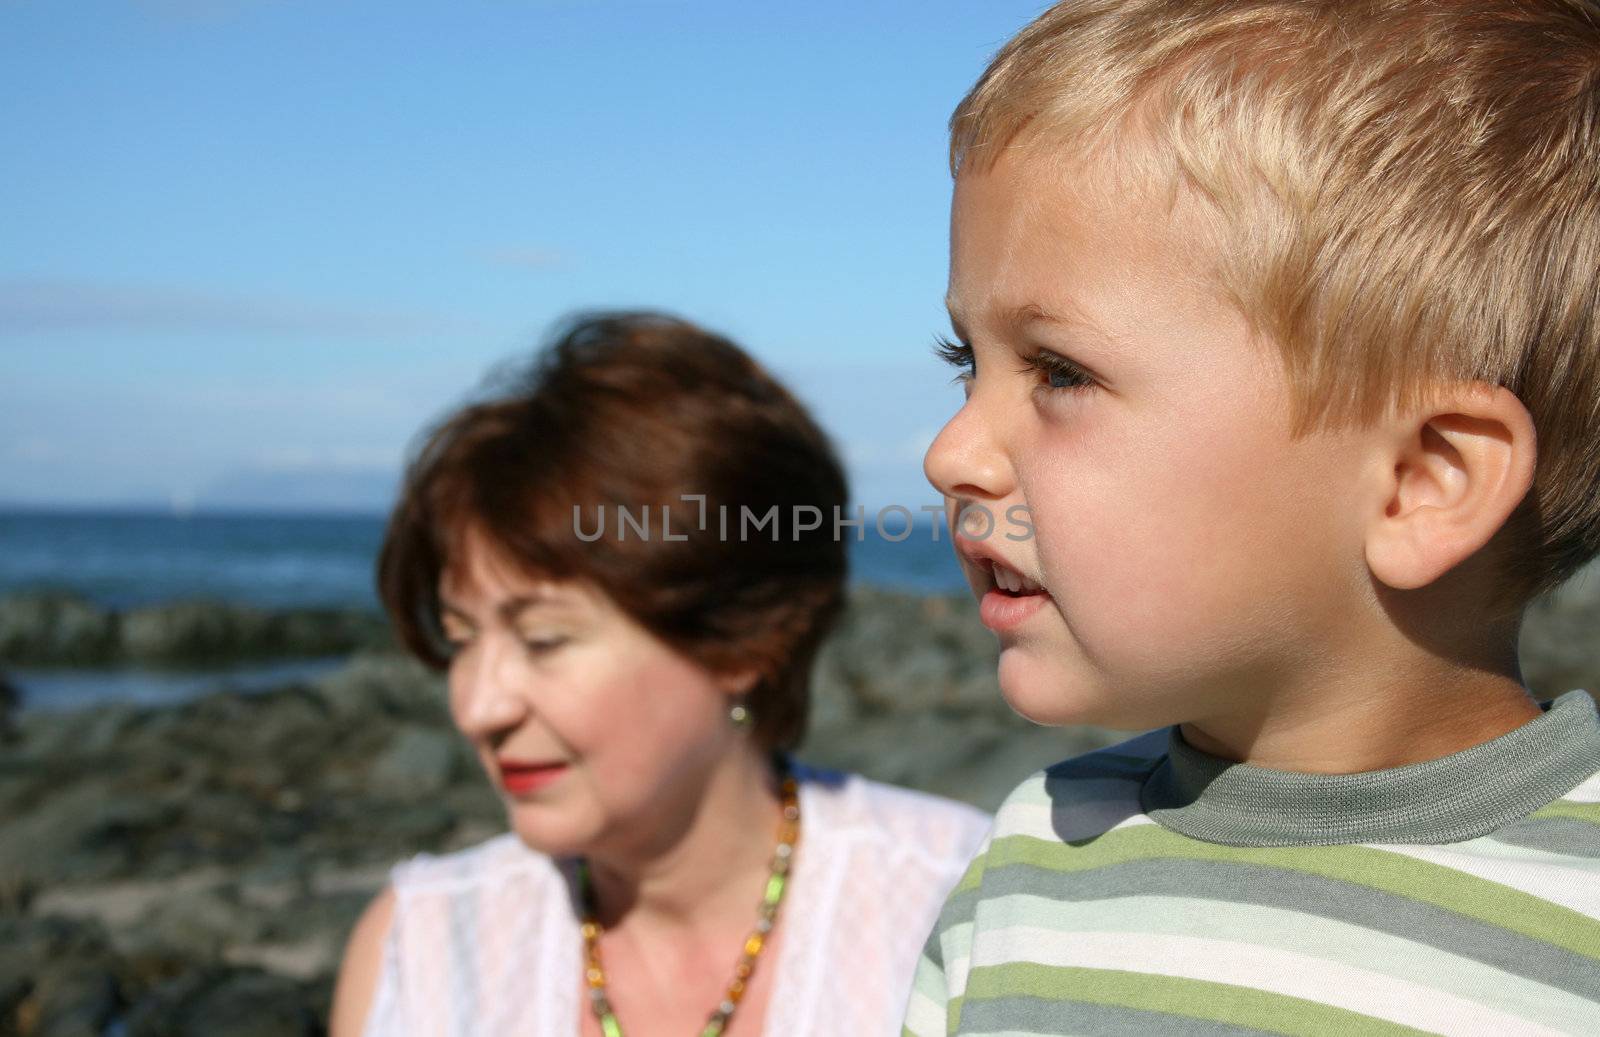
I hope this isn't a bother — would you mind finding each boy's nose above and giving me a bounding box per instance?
[923,396,1014,506]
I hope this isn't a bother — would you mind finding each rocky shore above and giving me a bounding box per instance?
[0,592,390,670]
[3,571,1598,1036]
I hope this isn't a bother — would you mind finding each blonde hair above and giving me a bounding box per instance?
[953,0,1600,609]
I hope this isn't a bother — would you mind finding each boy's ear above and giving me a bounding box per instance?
[1364,381,1537,591]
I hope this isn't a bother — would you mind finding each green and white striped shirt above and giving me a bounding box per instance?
[902,689,1600,1036]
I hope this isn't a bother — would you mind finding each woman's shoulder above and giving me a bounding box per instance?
[793,760,993,872]
[387,829,566,899]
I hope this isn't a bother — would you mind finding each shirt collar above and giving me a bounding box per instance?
[1139,689,1600,846]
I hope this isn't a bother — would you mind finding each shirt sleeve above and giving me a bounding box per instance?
[901,925,954,1036]
[900,838,990,1037]
[359,870,408,1037]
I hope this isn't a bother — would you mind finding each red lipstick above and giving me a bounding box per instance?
[496,758,568,796]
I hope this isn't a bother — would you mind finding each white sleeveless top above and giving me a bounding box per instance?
[361,763,992,1036]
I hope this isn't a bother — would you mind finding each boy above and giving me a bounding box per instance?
[905,1,1600,1033]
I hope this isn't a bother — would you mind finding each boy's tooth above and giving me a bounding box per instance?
[992,561,1045,594]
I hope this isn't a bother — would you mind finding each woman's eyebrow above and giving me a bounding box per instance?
[436,591,568,624]
[499,592,576,624]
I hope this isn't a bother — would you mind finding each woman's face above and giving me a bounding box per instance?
[437,526,750,859]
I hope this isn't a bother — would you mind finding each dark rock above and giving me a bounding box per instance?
[0,873,35,916]
[121,967,320,1037]
[803,711,1123,813]
[119,601,391,667]
[0,672,17,744]
[119,601,259,666]
[24,964,119,1037]
[1521,558,1600,705]
[313,652,447,722]
[0,576,1586,1037]
[123,887,265,961]
[812,588,1001,723]
[368,724,460,799]
[0,973,27,1036]
[0,915,122,1037]
[0,592,391,669]
[0,592,117,667]
[0,784,182,885]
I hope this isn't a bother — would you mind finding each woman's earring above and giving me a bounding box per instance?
[728,696,753,731]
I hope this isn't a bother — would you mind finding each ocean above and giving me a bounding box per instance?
[1,507,969,711]
[0,507,967,609]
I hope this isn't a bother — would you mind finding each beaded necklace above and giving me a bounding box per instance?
[576,765,800,1037]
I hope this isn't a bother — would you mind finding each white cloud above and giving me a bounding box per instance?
[6,436,63,462]
[251,446,401,472]
[478,246,569,271]
[0,278,495,340]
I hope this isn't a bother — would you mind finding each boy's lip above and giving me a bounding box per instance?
[953,534,1044,594]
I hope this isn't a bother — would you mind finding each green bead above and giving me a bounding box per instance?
[764,874,786,904]
[701,1023,724,1037]
[601,1014,623,1037]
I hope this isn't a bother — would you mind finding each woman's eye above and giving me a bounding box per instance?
[519,635,569,655]
[933,334,975,385]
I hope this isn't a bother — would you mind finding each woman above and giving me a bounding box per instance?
[331,312,991,1036]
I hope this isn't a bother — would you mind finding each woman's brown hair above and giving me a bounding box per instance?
[377,311,850,752]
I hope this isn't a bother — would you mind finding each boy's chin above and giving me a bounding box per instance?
[996,648,1145,730]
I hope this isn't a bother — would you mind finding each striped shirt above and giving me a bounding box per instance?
[902,688,1600,1036]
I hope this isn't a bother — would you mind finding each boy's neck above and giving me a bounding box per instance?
[1179,663,1543,774]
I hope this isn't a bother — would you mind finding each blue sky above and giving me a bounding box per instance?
[1,0,1051,512]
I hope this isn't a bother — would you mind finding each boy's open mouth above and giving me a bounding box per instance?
[983,557,1046,597]
[970,556,1051,633]
[979,563,1043,595]
[953,535,1050,597]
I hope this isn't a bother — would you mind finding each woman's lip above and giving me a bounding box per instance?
[496,761,569,795]
[497,758,565,770]
[978,587,1050,632]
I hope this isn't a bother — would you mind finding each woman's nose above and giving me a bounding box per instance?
[451,637,531,740]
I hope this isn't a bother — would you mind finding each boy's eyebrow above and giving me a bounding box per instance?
[946,297,1114,346]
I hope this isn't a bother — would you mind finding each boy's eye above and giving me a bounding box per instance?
[1026,349,1096,393]
[933,334,975,385]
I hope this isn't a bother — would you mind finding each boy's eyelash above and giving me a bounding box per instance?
[1026,350,1096,392]
[932,333,1096,394]
[933,334,974,384]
